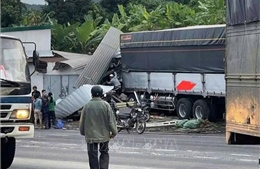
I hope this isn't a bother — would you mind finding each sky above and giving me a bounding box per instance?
[21,0,46,5]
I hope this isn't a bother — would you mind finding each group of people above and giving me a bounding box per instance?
[32,86,56,129]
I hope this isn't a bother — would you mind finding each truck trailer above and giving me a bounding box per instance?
[225,0,260,144]
[120,24,226,122]
[120,25,226,121]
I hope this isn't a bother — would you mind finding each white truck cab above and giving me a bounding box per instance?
[0,34,39,169]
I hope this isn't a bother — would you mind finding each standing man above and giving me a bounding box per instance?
[41,89,49,129]
[32,86,41,100]
[79,85,117,169]
[31,86,41,123]
[48,92,56,128]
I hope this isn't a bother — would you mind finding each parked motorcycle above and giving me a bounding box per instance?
[102,91,148,134]
[133,91,150,122]
[116,103,147,134]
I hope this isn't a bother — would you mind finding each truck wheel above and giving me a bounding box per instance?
[1,137,16,169]
[192,99,211,120]
[176,98,192,119]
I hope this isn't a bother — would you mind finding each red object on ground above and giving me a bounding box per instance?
[176,81,196,91]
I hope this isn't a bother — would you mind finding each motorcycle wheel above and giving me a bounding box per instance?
[117,121,122,133]
[144,112,150,122]
[136,120,146,134]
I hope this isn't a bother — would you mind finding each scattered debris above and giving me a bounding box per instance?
[147,119,225,134]
[63,117,225,134]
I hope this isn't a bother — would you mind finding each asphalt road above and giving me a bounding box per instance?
[10,129,259,169]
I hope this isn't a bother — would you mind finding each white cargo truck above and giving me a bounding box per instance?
[119,25,226,121]
[0,34,39,168]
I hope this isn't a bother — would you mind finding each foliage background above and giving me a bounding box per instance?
[1,0,226,54]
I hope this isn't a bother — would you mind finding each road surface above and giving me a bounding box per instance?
[10,129,259,169]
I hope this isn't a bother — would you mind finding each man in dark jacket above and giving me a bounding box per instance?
[32,86,41,100]
[79,85,117,169]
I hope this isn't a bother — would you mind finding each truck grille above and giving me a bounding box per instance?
[1,127,14,134]
[0,112,8,118]
[0,105,11,110]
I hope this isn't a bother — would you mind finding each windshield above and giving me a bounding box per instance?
[0,37,30,83]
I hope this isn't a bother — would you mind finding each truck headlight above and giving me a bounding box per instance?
[10,109,30,119]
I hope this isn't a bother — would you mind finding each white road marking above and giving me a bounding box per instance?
[46,134,71,137]
[13,157,157,169]
[238,159,258,162]
[230,154,252,157]
[192,156,220,160]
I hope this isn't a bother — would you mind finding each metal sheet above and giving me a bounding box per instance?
[52,50,92,71]
[175,73,203,92]
[205,74,225,95]
[26,50,54,58]
[55,85,114,118]
[43,75,79,100]
[68,76,78,94]
[150,73,174,91]
[122,72,148,89]
[75,27,122,87]
[50,76,61,99]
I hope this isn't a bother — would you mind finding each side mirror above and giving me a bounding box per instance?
[33,50,39,67]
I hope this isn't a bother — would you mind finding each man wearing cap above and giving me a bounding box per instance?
[79,85,117,169]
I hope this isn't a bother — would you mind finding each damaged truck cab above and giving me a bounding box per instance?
[0,35,39,168]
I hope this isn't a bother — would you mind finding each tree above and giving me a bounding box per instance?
[100,0,130,18]
[167,0,192,5]
[13,10,55,27]
[50,1,226,53]
[1,0,26,27]
[195,0,226,24]
[43,0,93,24]
[51,14,104,54]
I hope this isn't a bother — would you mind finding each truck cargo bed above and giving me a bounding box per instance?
[123,72,225,97]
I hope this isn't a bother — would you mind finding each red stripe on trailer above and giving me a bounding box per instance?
[176,81,196,91]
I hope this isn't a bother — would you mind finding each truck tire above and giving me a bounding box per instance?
[192,99,211,120]
[176,98,192,119]
[1,137,16,169]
